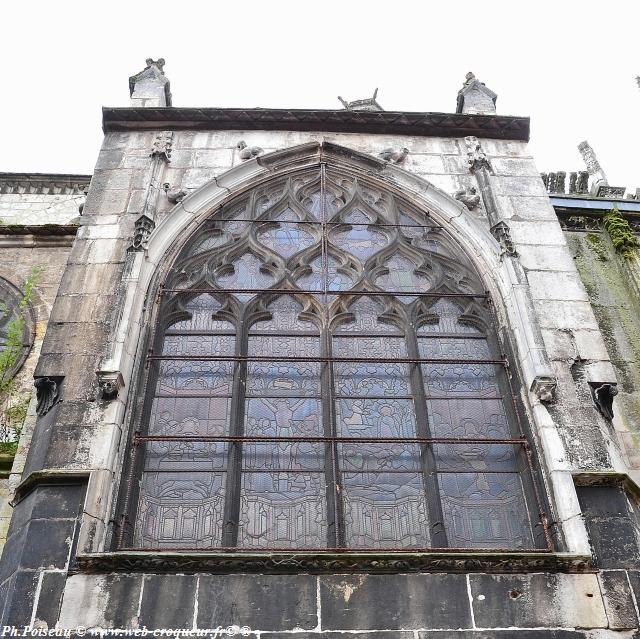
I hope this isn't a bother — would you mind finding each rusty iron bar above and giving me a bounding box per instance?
[118,544,552,553]
[134,434,527,445]
[203,217,444,230]
[158,287,489,298]
[146,354,507,364]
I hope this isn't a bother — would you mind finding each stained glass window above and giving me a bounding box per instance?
[124,166,549,552]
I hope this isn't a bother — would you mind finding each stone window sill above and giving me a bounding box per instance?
[72,550,592,575]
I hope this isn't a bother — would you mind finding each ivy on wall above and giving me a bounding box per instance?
[0,267,43,455]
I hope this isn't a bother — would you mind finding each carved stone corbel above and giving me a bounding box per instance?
[151,132,173,162]
[454,186,480,210]
[96,370,125,401]
[490,221,517,256]
[129,214,155,252]
[34,377,61,416]
[464,136,493,173]
[589,382,618,420]
[531,375,557,403]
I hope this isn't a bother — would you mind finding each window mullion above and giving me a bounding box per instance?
[221,311,248,547]
[405,322,449,548]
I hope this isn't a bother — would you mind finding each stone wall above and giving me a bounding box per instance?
[1,125,638,634]
[0,175,86,545]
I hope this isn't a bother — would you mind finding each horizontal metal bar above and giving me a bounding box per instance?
[136,434,526,444]
[164,331,490,339]
[119,545,551,553]
[159,287,489,299]
[140,468,523,475]
[148,355,506,364]
[203,217,444,230]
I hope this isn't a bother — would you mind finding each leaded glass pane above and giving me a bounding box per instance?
[295,256,354,293]
[215,252,274,300]
[155,361,233,396]
[438,472,533,548]
[257,220,315,258]
[342,473,430,548]
[149,397,231,436]
[375,255,431,297]
[135,472,226,548]
[238,472,327,548]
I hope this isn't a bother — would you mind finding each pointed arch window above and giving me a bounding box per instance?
[120,166,550,552]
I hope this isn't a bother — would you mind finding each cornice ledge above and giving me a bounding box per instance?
[101,107,530,141]
[72,550,591,575]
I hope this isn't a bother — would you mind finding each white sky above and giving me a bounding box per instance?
[1,0,638,190]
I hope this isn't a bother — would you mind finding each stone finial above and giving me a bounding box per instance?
[129,58,172,107]
[338,89,383,112]
[456,72,497,115]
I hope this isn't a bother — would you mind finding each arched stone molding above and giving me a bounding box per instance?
[87,141,588,557]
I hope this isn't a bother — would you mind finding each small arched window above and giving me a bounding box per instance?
[121,166,549,552]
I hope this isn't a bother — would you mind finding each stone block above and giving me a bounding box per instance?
[319,573,471,630]
[469,573,607,629]
[58,574,143,628]
[139,575,197,629]
[509,220,568,247]
[494,176,548,197]
[517,245,577,272]
[20,518,76,570]
[417,633,586,639]
[598,570,638,629]
[534,300,599,331]
[197,575,317,631]
[403,154,446,175]
[491,157,540,177]
[33,571,68,627]
[194,149,234,169]
[527,271,589,302]
[1,570,39,625]
[94,150,125,171]
[184,168,219,190]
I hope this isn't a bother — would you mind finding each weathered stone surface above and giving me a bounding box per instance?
[319,574,471,630]
[33,571,67,627]
[598,570,638,629]
[197,575,317,631]
[58,574,143,628]
[0,570,40,625]
[577,486,640,569]
[139,575,197,629]
[469,573,607,629]
[418,633,586,639]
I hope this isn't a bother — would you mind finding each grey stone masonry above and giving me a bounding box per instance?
[1,65,640,635]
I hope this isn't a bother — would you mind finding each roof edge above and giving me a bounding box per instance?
[101,107,530,141]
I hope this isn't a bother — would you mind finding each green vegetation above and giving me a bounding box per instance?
[603,207,640,258]
[0,267,43,455]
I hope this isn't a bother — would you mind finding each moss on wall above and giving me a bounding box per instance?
[568,230,640,468]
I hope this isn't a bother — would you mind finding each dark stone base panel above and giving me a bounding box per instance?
[0,482,86,625]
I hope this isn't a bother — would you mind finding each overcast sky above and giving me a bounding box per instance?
[2,1,638,190]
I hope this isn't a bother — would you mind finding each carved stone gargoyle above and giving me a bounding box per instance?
[237,141,263,161]
[34,376,61,416]
[589,382,618,420]
[379,148,409,164]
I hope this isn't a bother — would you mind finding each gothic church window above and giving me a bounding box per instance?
[121,167,549,552]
